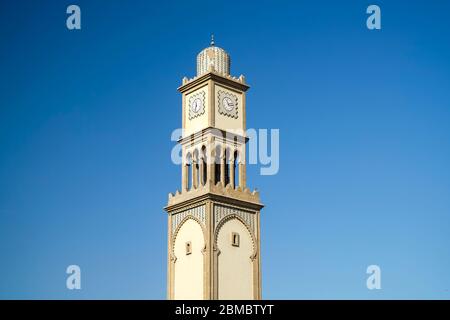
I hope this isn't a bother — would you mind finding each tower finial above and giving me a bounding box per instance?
[210,34,215,46]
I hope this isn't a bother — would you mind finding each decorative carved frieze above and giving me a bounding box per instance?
[171,205,206,235]
[214,204,256,236]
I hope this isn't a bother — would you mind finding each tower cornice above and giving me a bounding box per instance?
[178,71,250,94]
[178,127,249,146]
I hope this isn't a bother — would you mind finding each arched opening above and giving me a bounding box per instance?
[224,148,231,186]
[193,149,199,189]
[214,145,222,185]
[201,146,207,186]
[233,150,239,189]
[186,153,192,191]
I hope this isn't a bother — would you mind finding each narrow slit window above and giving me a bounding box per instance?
[231,232,240,247]
[185,241,192,255]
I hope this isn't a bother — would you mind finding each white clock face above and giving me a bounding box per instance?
[222,97,234,111]
[188,91,206,120]
[191,98,202,113]
[217,90,238,118]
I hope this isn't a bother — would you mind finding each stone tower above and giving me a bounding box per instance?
[165,37,263,300]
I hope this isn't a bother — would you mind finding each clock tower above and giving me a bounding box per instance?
[165,37,263,300]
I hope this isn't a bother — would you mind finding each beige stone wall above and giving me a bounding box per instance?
[216,218,254,299]
[184,85,209,136]
[173,219,205,299]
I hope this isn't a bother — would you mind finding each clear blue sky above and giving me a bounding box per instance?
[1,0,450,299]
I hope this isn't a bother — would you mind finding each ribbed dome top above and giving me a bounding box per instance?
[196,36,230,76]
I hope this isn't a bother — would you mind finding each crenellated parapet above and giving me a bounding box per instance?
[182,69,246,87]
[167,179,261,208]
